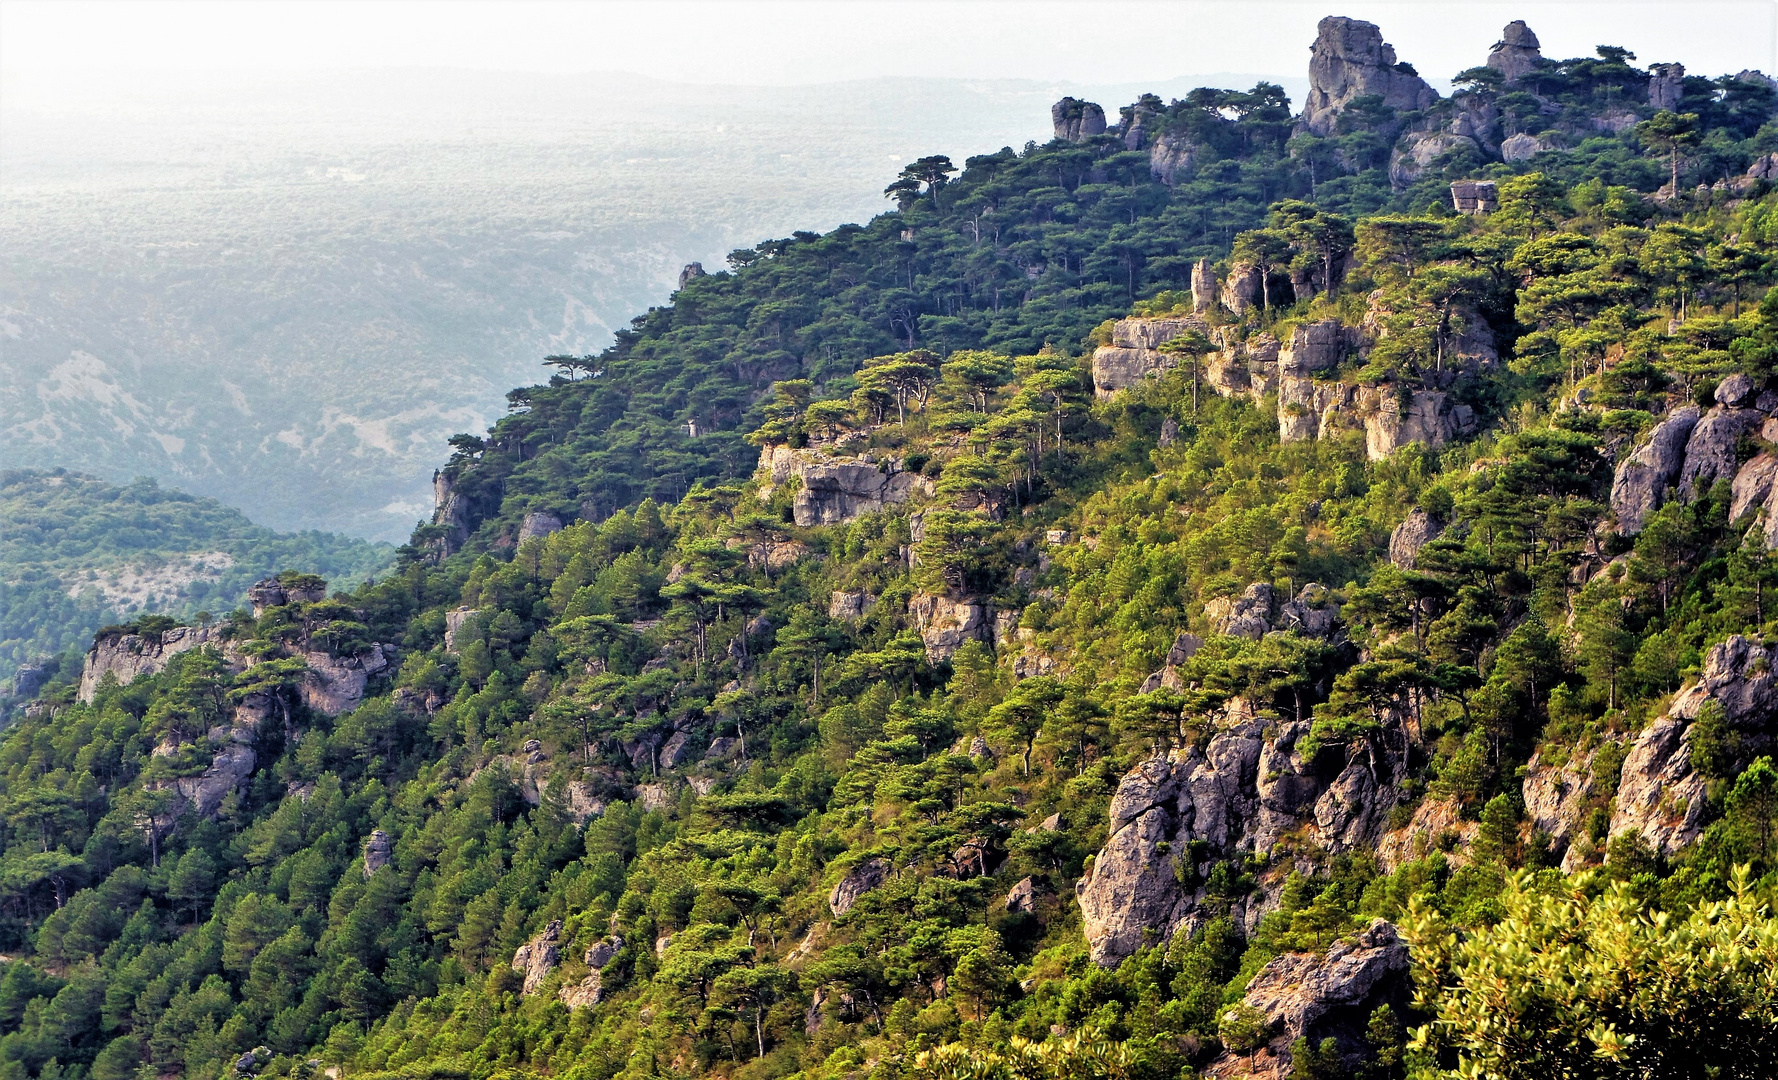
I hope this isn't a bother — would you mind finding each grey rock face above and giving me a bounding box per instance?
[430,469,474,557]
[79,625,226,703]
[1730,453,1778,524]
[1300,17,1438,136]
[518,510,564,543]
[829,857,890,915]
[1610,406,1701,534]
[828,590,876,619]
[1278,320,1348,375]
[299,644,390,717]
[559,971,602,1010]
[1221,264,1264,314]
[9,659,55,701]
[908,593,991,662]
[1388,510,1444,568]
[443,607,481,652]
[1717,373,1756,406]
[512,920,563,995]
[1364,388,1472,461]
[1211,920,1411,1078]
[1078,705,1407,965]
[1522,741,1618,850]
[659,730,693,769]
[1205,583,1278,639]
[1148,132,1197,185]
[247,576,327,616]
[1486,20,1543,82]
[1649,63,1686,110]
[1679,405,1763,499]
[1005,876,1038,913]
[677,262,706,290]
[1608,635,1778,858]
[363,829,393,878]
[1391,131,1479,187]
[1051,97,1107,142]
[585,934,625,969]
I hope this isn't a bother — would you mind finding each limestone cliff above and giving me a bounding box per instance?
[1300,17,1438,136]
[755,446,934,527]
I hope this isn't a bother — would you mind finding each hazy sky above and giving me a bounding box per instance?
[4,0,1775,94]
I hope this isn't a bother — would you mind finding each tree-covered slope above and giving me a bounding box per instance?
[0,470,394,696]
[5,18,1778,1080]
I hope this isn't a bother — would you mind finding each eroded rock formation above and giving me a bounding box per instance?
[829,857,890,915]
[1090,315,1211,399]
[1486,20,1543,83]
[1051,97,1107,142]
[755,446,934,526]
[1388,510,1444,568]
[1300,17,1438,136]
[512,920,563,995]
[1610,405,1701,533]
[79,625,227,703]
[908,593,991,662]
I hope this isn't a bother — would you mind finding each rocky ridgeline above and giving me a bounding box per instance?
[1091,304,1483,460]
[1053,17,1774,195]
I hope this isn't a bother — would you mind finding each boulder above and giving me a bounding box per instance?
[518,510,564,543]
[559,972,602,1010]
[585,935,625,970]
[908,593,991,662]
[1299,17,1438,137]
[659,730,694,769]
[362,830,393,878]
[511,920,562,995]
[1717,372,1757,406]
[1609,406,1700,534]
[1678,405,1763,499]
[829,857,890,915]
[1388,510,1444,568]
[1207,920,1411,1079]
[1486,20,1542,83]
[1276,583,1341,640]
[1051,97,1106,142]
[1499,132,1552,163]
[1005,876,1038,914]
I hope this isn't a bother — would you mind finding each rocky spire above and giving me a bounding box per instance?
[1649,63,1686,110]
[1051,97,1106,143]
[1299,16,1438,136]
[1486,20,1542,83]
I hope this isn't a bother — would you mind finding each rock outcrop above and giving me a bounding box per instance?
[1205,583,1341,642]
[363,830,393,877]
[1051,97,1106,142]
[1450,179,1498,215]
[1090,315,1211,398]
[829,857,890,915]
[1522,741,1619,853]
[1300,17,1437,137]
[443,607,481,652]
[7,659,54,702]
[1388,510,1444,568]
[247,576,327,616]
[1499,132,1553,162]
[908,593,991,662]
[511,920,563,995]
[1077,704,1408,964]
[559,934,626,1010]
[430,469,475,557]
[677,262,706,290]
[1005,876,1038,914]
[1607,635,1778,858]
[828,590,876,619]
[298,645,392,717]
[79,625,227,703]
[1190,259,1217,313]
[755,446,933,527]
[1376,798,1475,870]
[1486,20,1542,83]
[1206,920,1411,1079]
[1648,63,1685,110]
[1610,406,1701,534]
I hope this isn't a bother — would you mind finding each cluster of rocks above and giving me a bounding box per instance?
[1204,582,1341,641]
[754,445,935,527]
[1610,375,1778,538]
[1091,315,1480,460]
[509,918,628,1009]
[1077,697,1411,965]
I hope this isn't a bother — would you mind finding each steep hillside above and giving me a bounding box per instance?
[0,470,394,698]
[4,17,1778,1080]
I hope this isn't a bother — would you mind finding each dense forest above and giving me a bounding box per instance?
[4,18,1778,1080]
[0,471,394,701]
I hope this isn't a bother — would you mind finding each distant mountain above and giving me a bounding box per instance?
[0,69,1302,541]
[0,468,394,686]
